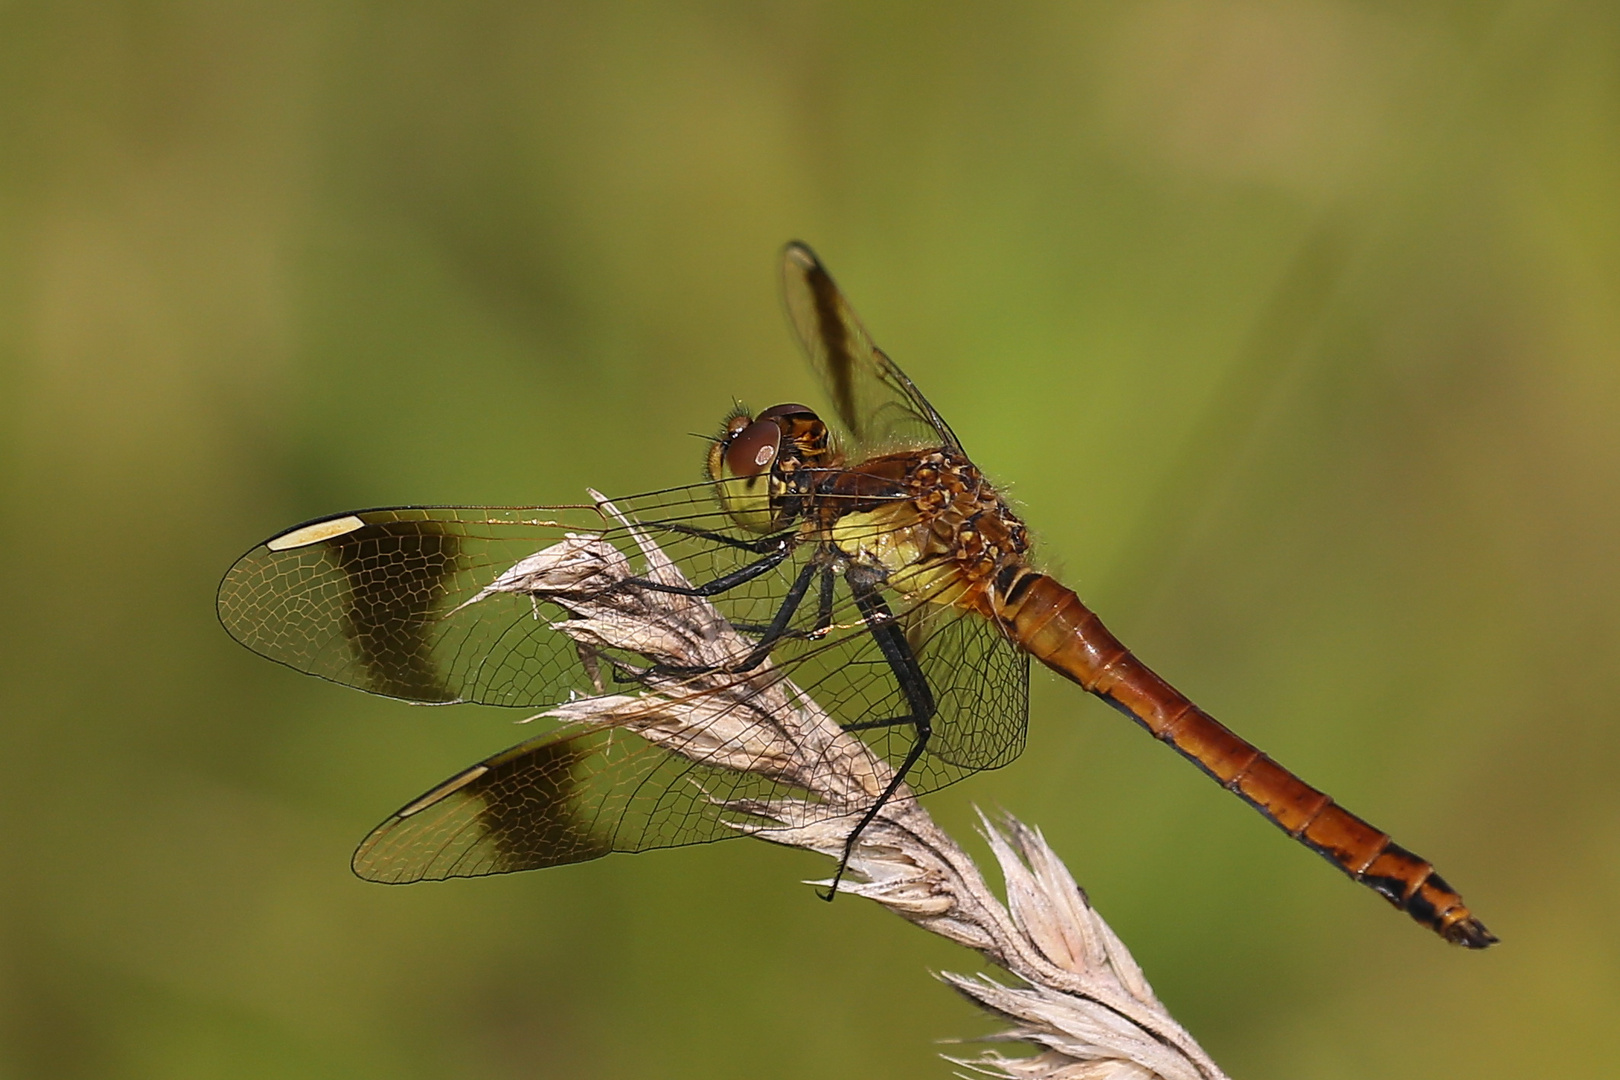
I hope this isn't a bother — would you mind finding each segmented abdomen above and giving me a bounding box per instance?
[988,566,1495,948]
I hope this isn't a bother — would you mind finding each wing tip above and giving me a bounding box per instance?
[782,240,825,276]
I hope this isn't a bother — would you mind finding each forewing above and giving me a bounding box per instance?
[781,242,961,456]
[217,488,773,708]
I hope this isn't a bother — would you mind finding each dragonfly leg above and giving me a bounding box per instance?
[728,565,839,641]
[608,546,803,687]
[652,521,794,555]
[820,567,937,900]
[622,538,792,598]
[721,561,830,671]
[814,564,836,635]
[650,559,823,677]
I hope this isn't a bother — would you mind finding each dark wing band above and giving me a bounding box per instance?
[781,242,962,456]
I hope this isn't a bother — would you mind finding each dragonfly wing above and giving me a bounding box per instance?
[352,721,811,881]
[753,568,1031,792]
[216,490,766,708]
[781,242,962,456]
[904,599,1030,774]
[352,565,1029,879]
[354,729,617,880]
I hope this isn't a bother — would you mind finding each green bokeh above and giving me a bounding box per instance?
[3,3,1616,1077]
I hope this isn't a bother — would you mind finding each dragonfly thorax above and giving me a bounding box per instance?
[823,449,1033,612]
[707,402,837,533]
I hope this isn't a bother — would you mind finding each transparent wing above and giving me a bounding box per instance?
[353,725,768,881]
[773,578,1029,778]
[781,241,962,456]
[351,566,1029,881]
[219,485,811,708]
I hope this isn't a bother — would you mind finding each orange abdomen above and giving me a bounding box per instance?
[990,567,1495,948]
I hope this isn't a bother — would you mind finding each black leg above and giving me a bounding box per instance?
[815,565,837,634]
[651,521,793,555]
[730,566,837,641]
[820,567,936,900]
[650,558,822,677]
[724,559,823,671]
[622,539,792,598]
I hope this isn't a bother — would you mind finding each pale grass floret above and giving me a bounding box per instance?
[493,493,1229,1080]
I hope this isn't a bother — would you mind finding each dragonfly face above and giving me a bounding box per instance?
[218,241,1495,948]
[706,402,836,535]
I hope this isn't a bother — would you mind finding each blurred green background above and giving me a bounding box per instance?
[3,2,1617,1077]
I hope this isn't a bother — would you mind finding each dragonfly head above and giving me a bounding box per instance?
[707,403,833,533]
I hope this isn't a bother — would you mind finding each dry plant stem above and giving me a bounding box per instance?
[512,494,1229,1080]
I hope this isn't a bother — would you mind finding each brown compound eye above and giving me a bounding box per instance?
[723,418,782,478]
[756,402,816,425]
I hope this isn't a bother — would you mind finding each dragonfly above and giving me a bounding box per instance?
[219,242,1495,948]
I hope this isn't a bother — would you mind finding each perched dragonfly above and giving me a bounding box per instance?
[219,243,1495,948]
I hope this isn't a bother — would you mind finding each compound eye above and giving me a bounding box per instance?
[756,402,818,425]
[724,418,781,478]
